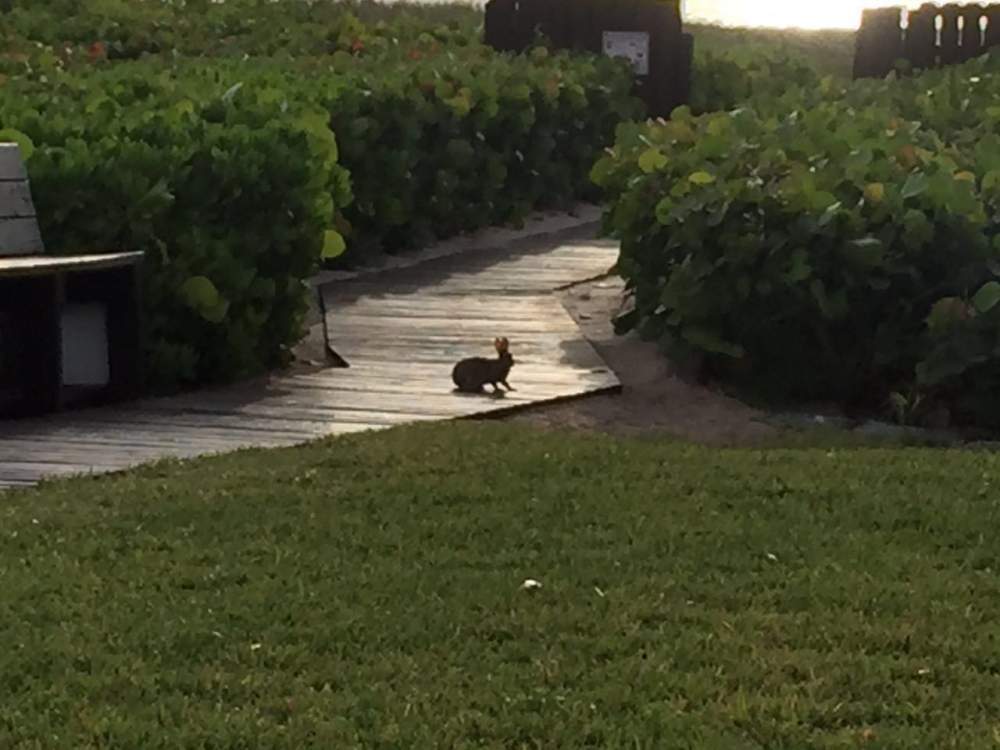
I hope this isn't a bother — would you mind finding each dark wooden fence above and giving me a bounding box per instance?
[484,0,693,118]
[855,3,1000,79]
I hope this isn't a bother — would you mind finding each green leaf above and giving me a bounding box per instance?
[927,297,969,334]
[706,116,730,137]
[589,157,614,186]
[201,299,230,324]
[638,148,668,174]
[785,249,812,282]
[0,129,35,160]
[180,276,220,311]
[688,171,716,185]
[655,197,674,225]
[973,281,1000,314]
[322,230,347,260]
[863,182,885,204]
[901,172,929,200]
[902,209,933,250]
[811,192,838,212]
[984,170,1000,191]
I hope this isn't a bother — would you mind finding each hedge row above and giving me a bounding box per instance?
[1,68,350,390]
[595,52,1000,429]
[0,0,480,60]
[0,35,639,390]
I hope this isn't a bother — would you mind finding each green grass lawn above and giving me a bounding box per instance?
[3,422,1000,748]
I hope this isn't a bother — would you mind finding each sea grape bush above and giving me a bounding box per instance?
[0,0,481,61]
[324,45,641,254]
[690,47,828,115]
[596,53,1000,427]
[0,66,352,390]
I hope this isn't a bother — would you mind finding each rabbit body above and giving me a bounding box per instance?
[452,337,515,393]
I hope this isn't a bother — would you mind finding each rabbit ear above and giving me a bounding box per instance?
[495,337,509,353]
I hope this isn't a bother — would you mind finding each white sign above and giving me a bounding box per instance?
[602,31,650,76]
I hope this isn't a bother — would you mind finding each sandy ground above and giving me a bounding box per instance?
[505,276,780,445]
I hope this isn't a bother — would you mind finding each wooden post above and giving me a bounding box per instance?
[985,3,1000,48]
[940,3,963,64]
[484,0,520,52]
[516,0,546,49]
[536,0,568,48]
[906,3,941,70]
[854,7,903,79]
[636,0,685,117]
[958,4,985,60]
[566,0,596,51]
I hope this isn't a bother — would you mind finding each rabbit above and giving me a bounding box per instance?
[452,337,516,394]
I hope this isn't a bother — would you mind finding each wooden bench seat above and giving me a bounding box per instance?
[0,142,144,418]
[0,252,143,277]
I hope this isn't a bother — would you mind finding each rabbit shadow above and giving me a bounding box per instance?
[451,387,509,400]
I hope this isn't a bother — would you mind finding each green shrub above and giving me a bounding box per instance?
[690,47,828,115]
[593,59,1000,424]
[0,0,480,60]
[0,66,351,391]
[322,44,642,255]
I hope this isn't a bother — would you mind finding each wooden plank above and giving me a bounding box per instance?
[62,408,354,435]
[484,0,520,51]
[535,0,573,49]
[0,427,278,452]
[567,0,599,51]
[854,7,903,79]
[0,251,142,276]
[329,319,582,337]
[282,375,617,399]
[940,3,963,65]
[0,144,27,181]
[906,4,941,70]
[986,4,1000,48]
[0,217,43,257]
[0,181,36,219]
[516,0,547,48]
[959,4,986,60]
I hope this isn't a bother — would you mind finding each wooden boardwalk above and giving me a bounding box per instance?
[0,237,620,488]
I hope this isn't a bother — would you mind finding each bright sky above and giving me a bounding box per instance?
[685,0,928,30]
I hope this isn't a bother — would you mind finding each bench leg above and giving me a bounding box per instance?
[104,264,143,400]
[21,274,64,415]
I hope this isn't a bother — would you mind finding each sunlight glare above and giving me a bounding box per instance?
[685,0,929,30]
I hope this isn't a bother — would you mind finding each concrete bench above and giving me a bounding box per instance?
[0,142,144,417]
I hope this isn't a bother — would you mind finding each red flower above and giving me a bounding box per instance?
[88,41,106,61]
[350,38,364,54]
